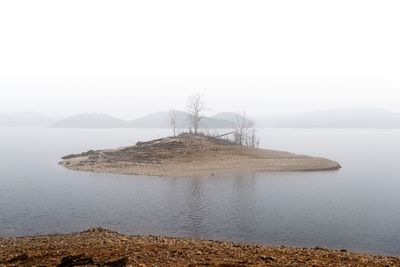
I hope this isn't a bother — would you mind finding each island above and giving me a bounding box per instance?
[59,133,341,177]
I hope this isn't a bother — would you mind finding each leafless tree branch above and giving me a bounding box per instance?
[186,93,206,134]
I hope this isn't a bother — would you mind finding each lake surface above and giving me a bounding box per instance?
[1,127,400,255]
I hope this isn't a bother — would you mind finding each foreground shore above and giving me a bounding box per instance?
[60,134,341,177]
[0,228,398,266]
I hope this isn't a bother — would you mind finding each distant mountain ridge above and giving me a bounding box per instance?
[2,107,400,128]
[129,111,234,128]
[52,111,236,129]
[0,112,55,127]
[212,112,255,127]
[256,107,400,128]
[53,113,128,128]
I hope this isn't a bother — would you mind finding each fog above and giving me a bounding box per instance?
[3,1,400,260]
[1,0,400,119]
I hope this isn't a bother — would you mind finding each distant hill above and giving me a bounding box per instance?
[130,111,234,129]
[212,112,255,126]
[6,107,400,129]
[52,111,234,129]
[212,112,241,122]
[200,117,234,129]
[129,111,188,128]
[0,112,55,127]
[256,107,400,128]
[53,113,128,128]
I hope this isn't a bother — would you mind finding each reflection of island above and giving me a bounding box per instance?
[59,134,341,177]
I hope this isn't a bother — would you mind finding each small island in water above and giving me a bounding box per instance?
[60,133,341,177]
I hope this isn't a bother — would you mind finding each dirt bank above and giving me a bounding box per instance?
[0,228,398,266]
[59,134,341,177]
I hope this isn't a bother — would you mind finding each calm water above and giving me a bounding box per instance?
[1,127,400,255]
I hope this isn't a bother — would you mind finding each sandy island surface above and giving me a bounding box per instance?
[1,228,398,266]
[59,134,341,177]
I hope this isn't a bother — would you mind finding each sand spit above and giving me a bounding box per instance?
[0,228,398,266]
[59,134,341,177]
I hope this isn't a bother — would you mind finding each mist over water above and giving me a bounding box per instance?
[1,127,400,255]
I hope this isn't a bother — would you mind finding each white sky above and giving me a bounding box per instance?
[1,0,399,119]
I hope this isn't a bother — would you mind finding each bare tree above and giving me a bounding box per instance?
[246,128,260,148]
[169,109,177,136]
[234,111,251,145]
[186,93,206,134]
[233,111,259,147]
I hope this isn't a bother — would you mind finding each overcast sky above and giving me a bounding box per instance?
[1,0,399,119]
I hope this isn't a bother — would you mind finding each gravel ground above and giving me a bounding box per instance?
[1,228,399,266]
